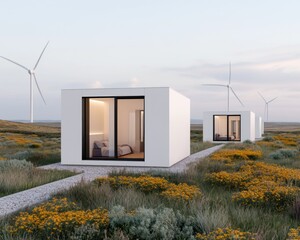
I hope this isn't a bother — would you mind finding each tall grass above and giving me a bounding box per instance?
[190,129,217,154]
[0,159,75,197]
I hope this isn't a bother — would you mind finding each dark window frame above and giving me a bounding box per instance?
[213,114,241,142]
[82,96,145,161]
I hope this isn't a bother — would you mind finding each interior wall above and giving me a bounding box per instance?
[103,98,115,156]
[89,99,104,134]
[89,99,104,157]
[214,116,227,136]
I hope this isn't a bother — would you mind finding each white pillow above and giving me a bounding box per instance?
[102,140,109,147]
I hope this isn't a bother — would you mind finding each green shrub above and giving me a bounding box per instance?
[263,136,274,142]
[269,149,298,160]
[69,224,102,240]
[108,206,198,240]
[243,140,253,144]
[26,151,61,166]
[28,143,42,148]
[7,150,30,160]
[0,159,33,171]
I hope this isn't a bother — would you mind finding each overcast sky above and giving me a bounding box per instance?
[0,0,299,122]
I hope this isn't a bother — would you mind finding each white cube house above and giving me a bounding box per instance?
[203,111,256,143]
[61,87,190,167]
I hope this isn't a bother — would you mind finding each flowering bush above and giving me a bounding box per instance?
[9,198,109,238]
[274,135,298,146]
[233,181,299,210]
[195,227,255,240]
[210,149,262,163]
[208,161,300,188]
[4,134,36,146]
[95,175,202,201]
[256,141,283,148]
[95,175,170,192]
[206,161,300,210]
[288,227,300,240]
[206,171,251,189]
[161,183,201,201]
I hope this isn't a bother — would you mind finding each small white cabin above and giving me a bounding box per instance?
[61,87,190,167]
[203,111,256,143]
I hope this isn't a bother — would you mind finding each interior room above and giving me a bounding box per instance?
[213,115,241,141]
[84,97,144,160]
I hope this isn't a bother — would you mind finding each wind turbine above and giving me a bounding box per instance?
[202,62,244,111]
[258,92,278,122]
[0,42,49,123]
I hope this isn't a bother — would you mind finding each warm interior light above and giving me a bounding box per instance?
[90,99,104,104]
[90,132,104,135]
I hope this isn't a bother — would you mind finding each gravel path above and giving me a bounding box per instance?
[0,144,223,217]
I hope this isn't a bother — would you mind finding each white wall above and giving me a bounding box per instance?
[255,116,263,139]
[203,112,213,142]
[248,111,256,141]
[203,111,256,142]
[169,89,190,166]
[61,87,190,167]
[144,88,170,167]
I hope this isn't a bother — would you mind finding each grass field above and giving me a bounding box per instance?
[190,124,216,153]
[0,120,75,198]
[0,120,61,166]
[0,160,75,197]
[1,121,300,239]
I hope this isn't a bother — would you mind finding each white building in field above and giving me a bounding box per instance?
[203,111,256,143]
[61,87,190,167]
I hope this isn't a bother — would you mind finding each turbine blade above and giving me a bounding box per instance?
[202,84,227,87]
[257,91,267,103]
[34,41,49,70]
[230,87,244,106]
[0,56,29,71]
[267,96,278,104]
[228,62,231,85]
[33,74,46,104]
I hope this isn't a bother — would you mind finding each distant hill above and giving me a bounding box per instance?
[264,122,300,132]
[191,119,203,124]
[0,120,60,135]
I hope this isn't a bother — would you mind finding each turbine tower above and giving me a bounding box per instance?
[202,62,244,111]
[1,42,49,123]
[258,92,278,122]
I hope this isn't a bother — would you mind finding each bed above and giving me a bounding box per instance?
[92,140,133,157]
[215,134,235,141]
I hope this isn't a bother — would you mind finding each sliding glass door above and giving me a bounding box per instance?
[82,97,144,160]
[213,115,241,141]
